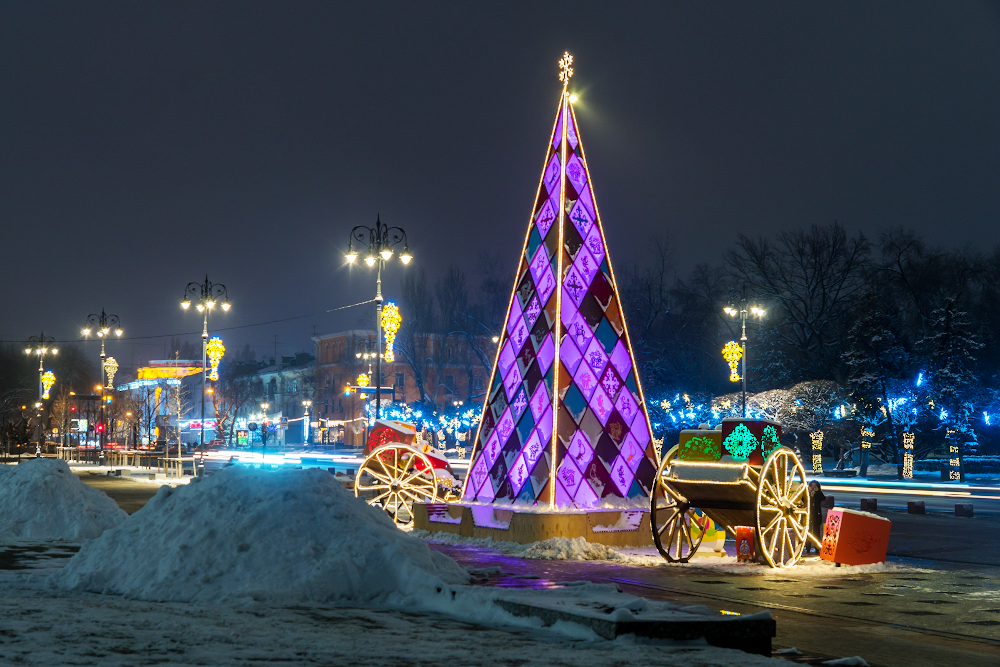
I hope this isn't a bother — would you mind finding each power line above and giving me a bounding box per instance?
[0,299,377,344]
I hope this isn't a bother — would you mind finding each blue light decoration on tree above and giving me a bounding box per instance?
[460,53,659,508]
[722,423,759,460]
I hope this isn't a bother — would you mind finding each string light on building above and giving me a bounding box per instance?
[206,336,225,381]
[809,430,824,474]
[41,371,56,400]
[902,431,915,479]
[380,302,402,363]
[722,341,743,382]
[103,357,118,388]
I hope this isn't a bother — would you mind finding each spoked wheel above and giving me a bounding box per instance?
[755,446,810,567]
[355,445,438,528]
[650,446,707,562]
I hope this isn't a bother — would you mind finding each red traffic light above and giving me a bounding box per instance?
[71,406,77,412]
[96,424,105,432]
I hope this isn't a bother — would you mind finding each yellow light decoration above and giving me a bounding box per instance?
[41,371,56,400]
[381,302,402,363]
[722,341,743,382]
[902,432,914,479]
[206,336,225,382]
[860,427,874,450]
[356,374,369,388]
[103,357,118,388]
[809,430,824,474]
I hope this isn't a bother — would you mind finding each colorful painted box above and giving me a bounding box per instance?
[735,526,756,563]
[720,419,782,464]
[676,429,723,461]
[820,508,891,565]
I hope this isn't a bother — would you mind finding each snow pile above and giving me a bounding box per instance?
[415,531,662,566]
[53,466,469,603]
[0,459,126,541]
[522,536,635,561]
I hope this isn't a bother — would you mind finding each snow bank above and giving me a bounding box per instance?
[0,459,126,541]
[415,531,663,566]
[53,466,469,603]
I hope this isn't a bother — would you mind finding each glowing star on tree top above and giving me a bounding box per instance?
[206,336,225,382]
[461,53,658,509]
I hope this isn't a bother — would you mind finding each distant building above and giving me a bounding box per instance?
[312,330,493,447]
[254,352,316,446]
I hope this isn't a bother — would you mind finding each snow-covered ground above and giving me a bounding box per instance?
[0,465,879,665]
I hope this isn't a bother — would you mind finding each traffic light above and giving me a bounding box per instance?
[71,406,77,412]
[96,423,105,433]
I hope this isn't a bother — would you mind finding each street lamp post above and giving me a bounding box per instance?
[24,332,58,457]
[723,293,765,419]
[181,276,230,460]
[302,400,312,446]
[260,402,269,462]
[345,217,411,424]
[82,310,123,464]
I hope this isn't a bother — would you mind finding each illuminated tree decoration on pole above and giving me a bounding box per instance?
[722,341,743,382]
[380,302,401,363]
[103,357,118,389]
[356,373,370,388]
[206,336,225,382]
[809,430,824,474]
[41,371,56,400]
[902,431,915,479]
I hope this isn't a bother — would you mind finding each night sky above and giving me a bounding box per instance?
[2,2,998,372]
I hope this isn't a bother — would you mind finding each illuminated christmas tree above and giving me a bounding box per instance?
[461,54,658,508]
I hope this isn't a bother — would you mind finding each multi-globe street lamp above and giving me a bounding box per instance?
[723,292,766,419]
[82,309,123,462]
[180,276,230,457]
[345,217,412,423]
[24,332,58,457]
[302,399,312,446]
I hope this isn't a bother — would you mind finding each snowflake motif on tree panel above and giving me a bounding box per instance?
[569,199,594,239]
[762,425,781,459]
[510,388,528,421]
[600,366,621,400]
[723,423,759,460]
[583,226,605,265]
[564,268,587,305]
[535,199,556,239]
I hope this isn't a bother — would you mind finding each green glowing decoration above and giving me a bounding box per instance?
[723,423,759,460]
[677,434,722,461]
[761,425,781,459]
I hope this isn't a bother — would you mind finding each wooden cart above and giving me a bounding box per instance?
[650,419,811,568]
[354,420,460,528]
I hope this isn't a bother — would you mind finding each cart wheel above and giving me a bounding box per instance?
[355,444,438,528]
[650,446,706,563]
[755,446,810,567]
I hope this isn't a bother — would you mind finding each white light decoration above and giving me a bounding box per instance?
[902,431,914,479]
[103,357,118,389]
[809,430,824,474]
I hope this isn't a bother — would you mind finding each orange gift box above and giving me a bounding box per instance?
[821,508,891,565]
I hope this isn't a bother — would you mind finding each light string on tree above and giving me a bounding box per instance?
[809,430,824,474]
[902,431,915,479]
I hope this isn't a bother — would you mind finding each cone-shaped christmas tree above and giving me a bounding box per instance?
[462,54,658,508]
